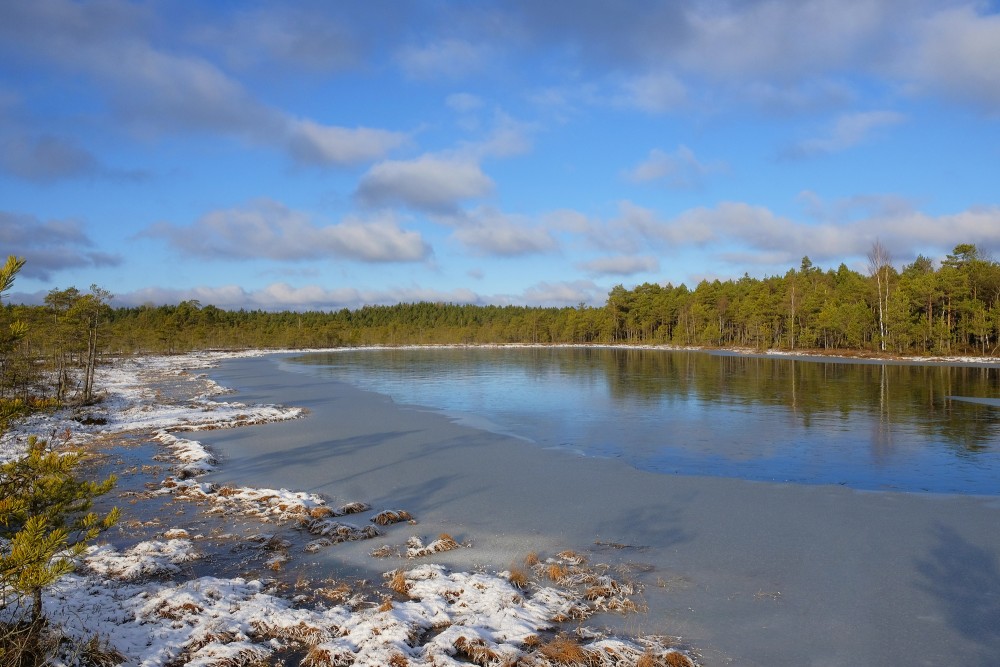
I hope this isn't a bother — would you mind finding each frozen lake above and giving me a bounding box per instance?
[283,347,1000,495]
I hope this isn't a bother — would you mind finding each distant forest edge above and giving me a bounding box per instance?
[2,242,1000,402]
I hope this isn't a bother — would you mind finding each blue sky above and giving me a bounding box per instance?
[2,0,1000,310]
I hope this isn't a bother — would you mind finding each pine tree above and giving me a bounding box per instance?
[0,436,119,664]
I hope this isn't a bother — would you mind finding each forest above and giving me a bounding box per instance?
[2,242,999,407]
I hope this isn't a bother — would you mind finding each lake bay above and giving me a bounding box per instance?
[283,347,1000,496]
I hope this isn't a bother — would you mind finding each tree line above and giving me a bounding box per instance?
[1,242,999,405]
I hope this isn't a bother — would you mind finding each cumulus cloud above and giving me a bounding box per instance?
[193,8,363,73]
[141,199,431,263]
[905,6,1000,113]
[626,146,727,189]
[783,110,905,158]
[109,283,483,311]
[579,199,1000,271]
[448,207,558,257]
[397,38,494,80]
[579,255,660,276]
[0,0,403,167]
[517,280,605,307]
[356,155,495,212]
[0,135,98,182]
[0,211,123,280]
[286,120,409,166]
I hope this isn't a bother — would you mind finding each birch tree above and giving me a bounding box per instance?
[867,240,893,351]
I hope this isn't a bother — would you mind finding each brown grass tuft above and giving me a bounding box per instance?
[387,654,409,667]
[302,646,334,667]
[547,563,569,581]
[664,651,695,667]
[386,569,411,596]
[524,551,540,567]
[454,636,499,665]
[507,566,529,589]
[338,501,370,515]
[372,509,414,526]
[309,506,333,519]
[556,550,586,565]
[539,635,590,665]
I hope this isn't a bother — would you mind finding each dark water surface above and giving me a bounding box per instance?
[282,347,1000,495]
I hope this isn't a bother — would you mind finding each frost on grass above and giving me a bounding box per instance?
[372,509,415,526]
[84,539,201,580]
[42,551,694,667]
[406,534,463,558]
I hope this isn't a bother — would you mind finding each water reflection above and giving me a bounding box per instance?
[284,348,1000,495]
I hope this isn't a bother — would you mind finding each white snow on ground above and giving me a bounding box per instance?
[2,350,696,666]
[46,554,688,667]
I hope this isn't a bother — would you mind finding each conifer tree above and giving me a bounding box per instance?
[0,436,119,663]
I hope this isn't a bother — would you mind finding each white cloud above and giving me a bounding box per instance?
[397,38,492,80]
[109,283,485,311]
[579,255,660,276]
[0,211,122,280]
[906,6,1000,112]
[517,280,605,307]
[141,199,431,263]
[446,92,485,113]
[0,1,402,166]
[615,71,687,113]
[580,199,1000,271]
[784,110,905,158]
[626,145,727,189]
[356,155,495,212]
[286,120,409,166]
[449,207,558,257]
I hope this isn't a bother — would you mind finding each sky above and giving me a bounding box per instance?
[2,0,1000,311]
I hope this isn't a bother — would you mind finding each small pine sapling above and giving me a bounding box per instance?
[0,435,119,663]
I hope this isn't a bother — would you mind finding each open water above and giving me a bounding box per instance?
[281,347,1000,495]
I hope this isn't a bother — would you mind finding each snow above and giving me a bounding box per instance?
[2,350,695,666]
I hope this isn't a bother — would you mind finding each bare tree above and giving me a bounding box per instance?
[867,239,892,351]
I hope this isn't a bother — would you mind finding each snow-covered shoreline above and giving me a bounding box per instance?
[1,350,696,666]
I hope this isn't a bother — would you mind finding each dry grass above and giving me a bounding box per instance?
[405,533,462,558]
[524,551,540,567]
[454,636,500,665]
[386,569,411,596]
[337,501,370,515]
[370,544,394,558]
[371,509,414,525]
[539,635,591,665]
[556,550,587,566]
[664,651,695,667]
[546,563,569,582]
[79,634,128,667]
[387,654,409,667]
[308,506,333,519]
[507,566,530,589]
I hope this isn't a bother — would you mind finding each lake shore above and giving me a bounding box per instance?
[199,351,1000,666]
[3,346,999,665]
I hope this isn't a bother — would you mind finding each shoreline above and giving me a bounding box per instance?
[201,351,1000,666]
[2,351,697,666]
[3,347,999,665]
